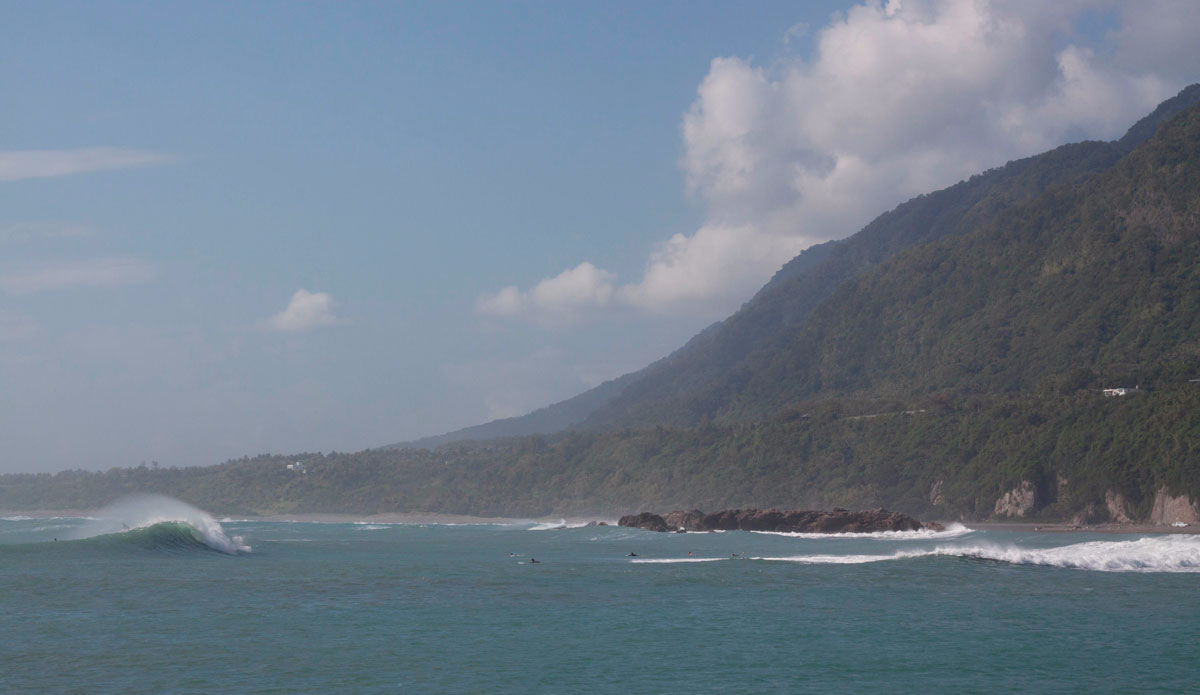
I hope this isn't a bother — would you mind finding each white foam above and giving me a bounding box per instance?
[752,536,1200,572]
[69,494,251,554]
[630,557,727,563]
[752,523,974,540]
[933,536,1200,573]
[2,515,34,521]
[355,524,389,531]
[756,553,922,564]
[527,519,569,531]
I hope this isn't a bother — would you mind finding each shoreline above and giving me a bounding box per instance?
[4,509,1194,534]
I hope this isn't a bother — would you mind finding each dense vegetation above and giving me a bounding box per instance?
[5,88,1200,522]
[4,386,1197,521]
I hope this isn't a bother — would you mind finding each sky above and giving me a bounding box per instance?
[1,0,1197,473]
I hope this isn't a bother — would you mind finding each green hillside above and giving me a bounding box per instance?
[396,84,1200,443]
[4,89,1200,522]
[577,85,1200,431]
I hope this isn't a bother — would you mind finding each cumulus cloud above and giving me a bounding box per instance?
[477,262,616,323]
[0,147,169,182]
[0,256,156,295]
[266,289,342,332]
[484,0,1196,322]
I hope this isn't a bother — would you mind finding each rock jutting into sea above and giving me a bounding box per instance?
[617,508,940,533]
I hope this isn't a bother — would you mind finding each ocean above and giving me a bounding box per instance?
[2,494,1198,694]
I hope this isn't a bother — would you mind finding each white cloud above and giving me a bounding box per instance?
[0,221,94,242]
[266,289,342,332]
[0,147,170,182]
[783,22,810,44]
[483,0,1195,321]
[0,256,156,295]
[476,262,615,323]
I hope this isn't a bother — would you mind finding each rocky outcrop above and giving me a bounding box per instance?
[993,481,1036,518]
[619,508,929,533]
[617,512,669,532]
[662,509,706,532]
[1105,490,1133,524]
[928,480,945,506]
[1150,488,1200,525]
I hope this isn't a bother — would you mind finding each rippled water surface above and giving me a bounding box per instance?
[3,501,1198,694]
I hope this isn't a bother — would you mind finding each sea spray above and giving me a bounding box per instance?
[67,493,250,554]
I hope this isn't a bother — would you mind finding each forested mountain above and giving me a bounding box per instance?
[5,88,1200,523]
[610,95,1200,427]
[398,84,1200,443]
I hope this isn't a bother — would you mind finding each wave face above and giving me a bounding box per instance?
[67,494,250,554]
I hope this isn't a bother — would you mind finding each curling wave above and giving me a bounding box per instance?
[66,494,250,555]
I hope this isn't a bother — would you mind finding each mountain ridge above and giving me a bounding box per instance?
[394,83,1200,447]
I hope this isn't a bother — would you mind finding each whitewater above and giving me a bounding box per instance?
[3,500,1198,693]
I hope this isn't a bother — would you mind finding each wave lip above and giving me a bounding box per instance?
[68,494,250,555]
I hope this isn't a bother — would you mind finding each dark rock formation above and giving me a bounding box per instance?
[619,508,929,533]
[617,512,669,532]
[662,509,707,532]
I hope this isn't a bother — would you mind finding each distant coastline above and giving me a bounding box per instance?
[5,507,1198,534]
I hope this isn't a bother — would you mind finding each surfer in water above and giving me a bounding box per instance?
[626,552,638,557]
[529,558,539,564]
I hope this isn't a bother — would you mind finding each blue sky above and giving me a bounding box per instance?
[2,1,1197,473]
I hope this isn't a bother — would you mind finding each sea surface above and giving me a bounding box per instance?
[3,495,1199,694]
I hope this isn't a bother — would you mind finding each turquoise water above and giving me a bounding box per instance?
[3,496,1199,694]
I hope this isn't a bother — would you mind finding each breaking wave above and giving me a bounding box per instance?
[752,523,973,541]
[755,536,1200,572]
[630,557,727,563]
[66,494,250,555]
[935,536,1200,573]
[756,553,921,564]
[526,519,595,531]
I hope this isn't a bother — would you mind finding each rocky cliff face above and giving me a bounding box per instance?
[993,481,1036,518]
[1105,490,1133,523]
[1149,488,1199,525]
[619,508,930,534]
